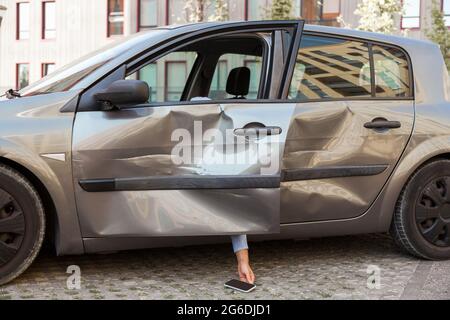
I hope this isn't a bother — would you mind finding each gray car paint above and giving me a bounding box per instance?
[0,22,448,255]
[72,101,296,237]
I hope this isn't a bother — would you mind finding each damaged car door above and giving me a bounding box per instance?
[72,21,303,237]
[281,33,415,223]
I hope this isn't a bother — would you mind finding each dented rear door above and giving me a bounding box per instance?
[280,34,415,223]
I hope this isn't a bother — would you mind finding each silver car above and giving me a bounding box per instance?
[0,21,449,285]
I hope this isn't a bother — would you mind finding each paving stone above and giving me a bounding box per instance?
[1,234,449,299]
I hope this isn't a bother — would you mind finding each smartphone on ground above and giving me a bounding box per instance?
[224,279,256,293]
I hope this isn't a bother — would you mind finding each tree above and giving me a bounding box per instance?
[183,0,228,23]
[427,0,450,70]
[267,0,294,20]
[210,0,229,22]
[354,0,403,34]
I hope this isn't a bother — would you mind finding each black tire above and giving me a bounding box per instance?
[0,164,45,285]
[391,159,450,260]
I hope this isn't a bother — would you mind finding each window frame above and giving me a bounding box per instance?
[164,60,188,101]
[136,62,158,100]
[209,59,228,96]
[286,31,414,103]
[244,58,263,99]
[166,0,186,25]
[107,0,125,38]
[442,0,450,28]
[245,0,269,21]
[138,0,158,31]
[41,62,56,77]
[42,0,56,40]
[401,0,421,30]
[16,63,30,90]
[16,1,30,40]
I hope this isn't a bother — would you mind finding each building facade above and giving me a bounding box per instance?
[0,0,445,92]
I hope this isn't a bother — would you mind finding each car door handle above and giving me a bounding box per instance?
[364,118,401,130]
[234,126,282,137]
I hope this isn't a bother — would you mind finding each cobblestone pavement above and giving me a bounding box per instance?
[0,233,449,300]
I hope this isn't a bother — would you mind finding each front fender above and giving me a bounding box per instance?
[0,91,84,255]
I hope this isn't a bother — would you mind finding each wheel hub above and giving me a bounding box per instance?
[0,189,24,267]
[415,177,450,247]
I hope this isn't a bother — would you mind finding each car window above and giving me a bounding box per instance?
[21,29,168,96]
[129,51,198,103]
[288,35,372,101]
[209,54,262,100]
[372,45,411,98]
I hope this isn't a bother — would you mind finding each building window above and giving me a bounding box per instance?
[246,0,268,20]
[42,1,56,39]
[294,0,303,18]
[288,35,372,101]
[244,60,262,99]
[138,63,157,101]
[129,52,197,103]
[42,63,56,77]
[16,64,29,90]
[17,2,30,40]
[372,45,411,98]
[167,0,188,24]
[444,0,450,27]
[165,61,187,101]
[139,0,157,30]
[402,0,420,29]
[210,60,228,99]
[108,0,124,36]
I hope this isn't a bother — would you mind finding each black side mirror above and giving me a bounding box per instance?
[94,80,149,110]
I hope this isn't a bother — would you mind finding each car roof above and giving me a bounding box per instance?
[303,24,435,48]
[159,21,436,49]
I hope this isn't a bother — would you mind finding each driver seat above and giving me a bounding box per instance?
[226,67,250,99]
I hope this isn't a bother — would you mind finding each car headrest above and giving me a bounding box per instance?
[226,67,250,97]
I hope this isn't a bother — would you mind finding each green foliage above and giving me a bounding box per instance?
[268,0,294,20]
[183,0,228,23]
[426,1,450,70]
[355,0,403,34]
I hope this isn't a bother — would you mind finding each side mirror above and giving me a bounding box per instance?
[94,80,149,110]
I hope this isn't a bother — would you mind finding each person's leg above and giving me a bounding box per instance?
[231,235,255,284]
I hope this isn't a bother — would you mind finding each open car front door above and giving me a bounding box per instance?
[72,21,304,238]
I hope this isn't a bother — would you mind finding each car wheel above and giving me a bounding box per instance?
[0,165,45,285]
[391,159,450,260]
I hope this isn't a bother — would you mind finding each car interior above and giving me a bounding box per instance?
[130,34,269,103]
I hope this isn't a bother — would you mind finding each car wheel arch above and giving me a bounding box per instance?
[386,151,450,225]
[0,156,58,247]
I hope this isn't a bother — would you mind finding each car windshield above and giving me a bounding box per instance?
[20,29,168,97]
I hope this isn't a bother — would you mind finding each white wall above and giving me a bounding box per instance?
[0,0,135,91]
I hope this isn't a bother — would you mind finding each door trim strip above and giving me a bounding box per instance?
[79,175,281,192]
[281,165,388,182]
[79,165,388,192]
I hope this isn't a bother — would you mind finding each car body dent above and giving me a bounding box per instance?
[72,101,297,237]
[281,99,415,223]
[0,23,449,254]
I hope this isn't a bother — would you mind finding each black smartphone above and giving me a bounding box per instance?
[224,279,256,293]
